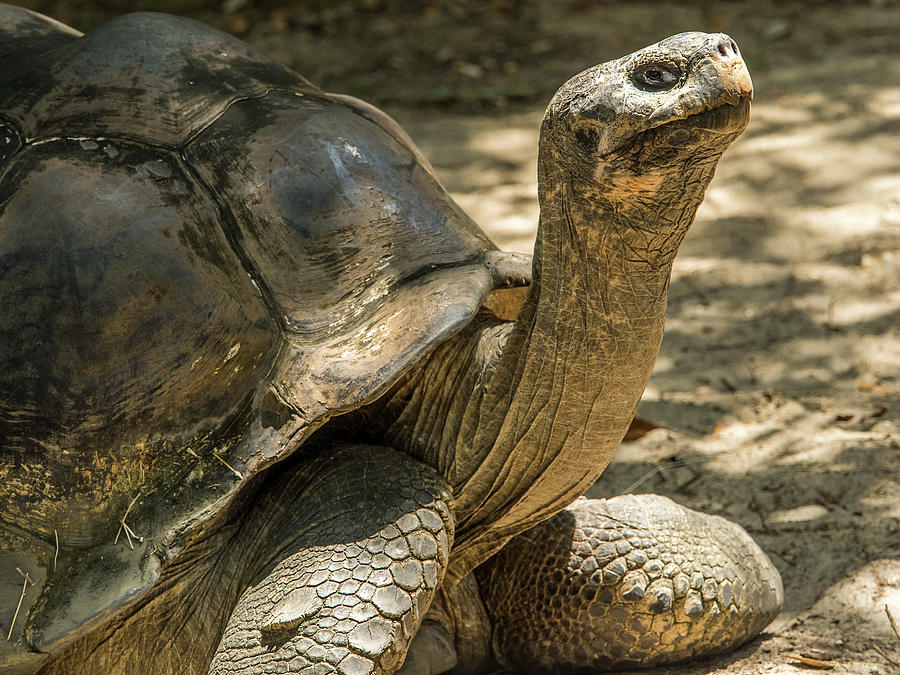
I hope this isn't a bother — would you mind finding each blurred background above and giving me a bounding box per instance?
[16,1,900,112]
[13,1,900,673]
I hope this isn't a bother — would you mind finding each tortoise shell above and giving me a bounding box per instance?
[0,6,520,658]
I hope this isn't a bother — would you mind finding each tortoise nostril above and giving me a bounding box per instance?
[715,37,741,60]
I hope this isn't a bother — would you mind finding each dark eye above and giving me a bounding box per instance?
[631,64,680,92]
[574,126,600,153]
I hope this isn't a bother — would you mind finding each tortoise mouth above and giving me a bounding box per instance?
[602,96,750,159]
[683,95,751,133]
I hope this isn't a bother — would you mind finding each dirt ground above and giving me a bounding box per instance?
[16,0,900,673]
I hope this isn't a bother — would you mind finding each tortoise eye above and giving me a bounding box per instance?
[631,63,680,92]
[574,126,599,152]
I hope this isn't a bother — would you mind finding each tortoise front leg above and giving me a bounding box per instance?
[209,445,453,675]
[476,495,783,672]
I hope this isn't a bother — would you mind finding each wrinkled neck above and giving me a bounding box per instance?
[443,145,720,582]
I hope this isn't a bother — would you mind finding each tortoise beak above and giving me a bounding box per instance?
[647,33,753,126]
[707,33,753,102]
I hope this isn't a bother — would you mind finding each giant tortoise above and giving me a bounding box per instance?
[0,5,782,674]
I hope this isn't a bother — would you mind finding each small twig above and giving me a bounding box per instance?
[6,568,33,641]
[872,643,900,669]
[115,494,143,550]
[624,467,662,494]
[785,653,835,669]
[123,493,140,519]
[886,604,900,644]
[212,453,243,480]
[122,521,141,547]
[53,529,59,572]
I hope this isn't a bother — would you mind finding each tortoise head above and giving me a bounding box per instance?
[542,32,753,160]
[537,32,752,262]
[543,32,751,161]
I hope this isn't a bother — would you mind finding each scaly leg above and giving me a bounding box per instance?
[209,445,453,675]
[476,495,783,672]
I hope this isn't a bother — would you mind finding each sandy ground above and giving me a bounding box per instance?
[15,0,900,672]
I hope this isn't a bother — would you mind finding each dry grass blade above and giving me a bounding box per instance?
[122,521,141,545]
[6,568,33,641]
[53,528,59,572]
[872,643,900,669]
[115,493,143,550]
[887,604,900,644]
[623,456,706,494]
[213,452,243,480]
[785,654,835,669]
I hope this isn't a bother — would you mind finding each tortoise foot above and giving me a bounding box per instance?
[476,494,783,672]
